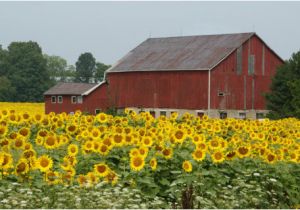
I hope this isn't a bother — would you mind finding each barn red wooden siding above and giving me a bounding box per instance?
[107,71,208,110]
[210,35,284,111]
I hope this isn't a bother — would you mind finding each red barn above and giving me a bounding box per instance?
[44,32,284,119]
[44,82,108,114]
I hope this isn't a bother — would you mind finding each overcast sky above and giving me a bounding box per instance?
[0,1,300,66]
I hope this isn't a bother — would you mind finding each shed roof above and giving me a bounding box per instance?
[107,32,255,73]
[44,82,100,95]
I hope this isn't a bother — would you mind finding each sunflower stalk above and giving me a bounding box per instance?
[181,184,194,209]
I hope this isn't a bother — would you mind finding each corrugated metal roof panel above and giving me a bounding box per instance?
[44,82,98,95]
[108,32,254,72]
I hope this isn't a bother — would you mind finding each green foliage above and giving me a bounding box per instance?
[75,52,96,83]
[0,41,52,102]
[95,62,111,82]
[0,76,16,101]
[266,51,300,119]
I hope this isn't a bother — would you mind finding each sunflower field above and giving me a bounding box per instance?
[0,103,300,208]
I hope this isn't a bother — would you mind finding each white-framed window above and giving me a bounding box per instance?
[71,96,77,104]
[239,112,246,120]
[256,112,265,120]
[77,96,83,104]
[160,111,167,116]
[57,96,63,104]
[51,96,56,104]
[95,109,101,114]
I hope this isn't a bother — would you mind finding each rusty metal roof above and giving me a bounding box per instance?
[44,82,99,95]
[108,32,255,72]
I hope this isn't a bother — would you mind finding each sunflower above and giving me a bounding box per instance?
[129,148,140,158]
[98,143,110,156]
[138,146,149,158]
[60,159,72,171]
[87,172,99,184]
[92,141,101,152]
[141,136,153,147]
[94,163,110,177]
[172,128,187,144]
[13,137,25,150]
[18,127,30,138]
[83,140,94,153]
[90,128,101,139]
[265,152,277,164]
[162,148,173,159]
[104,170,118,186]
[15,159,29,175]
[34,113,43,123]
[96,113,108,124]
[130,155,145,171]
[196,142,208,151]
[0,152,13,170]
[0,126,8,137]
[44,135,57,149]
[124,134,134,145]
[112,134,124,147]
[22,149,36,159]
[149,158,157,171]
[225,151,236,160]
[288,152,298,163]
[66,124,78,135]
[37,155,53,172]
[45,171,60,185]
[77,174,88,187]
[182,160,192,173]
[192,149,206,162]
[35,137,44,146]
[237,146,250,158]
[208,138,220,150]
[211,151,225,164]
[67,144,79,156]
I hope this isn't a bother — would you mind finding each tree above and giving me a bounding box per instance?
[0,76,16,101]
[95,62,111,82]
[6,41,51,102]
[0,45,8,76]
[44,54,68,82]
[266,50,300,119]
[75,52,96,83]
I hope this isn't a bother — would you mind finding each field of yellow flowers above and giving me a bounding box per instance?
[0,102,299,208]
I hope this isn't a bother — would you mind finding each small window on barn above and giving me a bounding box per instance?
[197,111,205,118]
[71,96,77,104]
[57,96,63,104]
[239,112,246,120]
[51,96,56,104]
[219,112,227,119]
[236,46,243,75]
[160,111,167,116]
[248,55,255,75]
[150,111,156,118]
[256,112,265,120]
[95,109,101,114]
[77,96,83,104]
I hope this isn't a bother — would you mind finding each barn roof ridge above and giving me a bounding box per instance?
[145,32,255,40]
[107,32,257,73]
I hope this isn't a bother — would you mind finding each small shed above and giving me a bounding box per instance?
[44,82,107,114]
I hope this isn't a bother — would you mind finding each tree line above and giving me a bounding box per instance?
[0,41,111,102]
